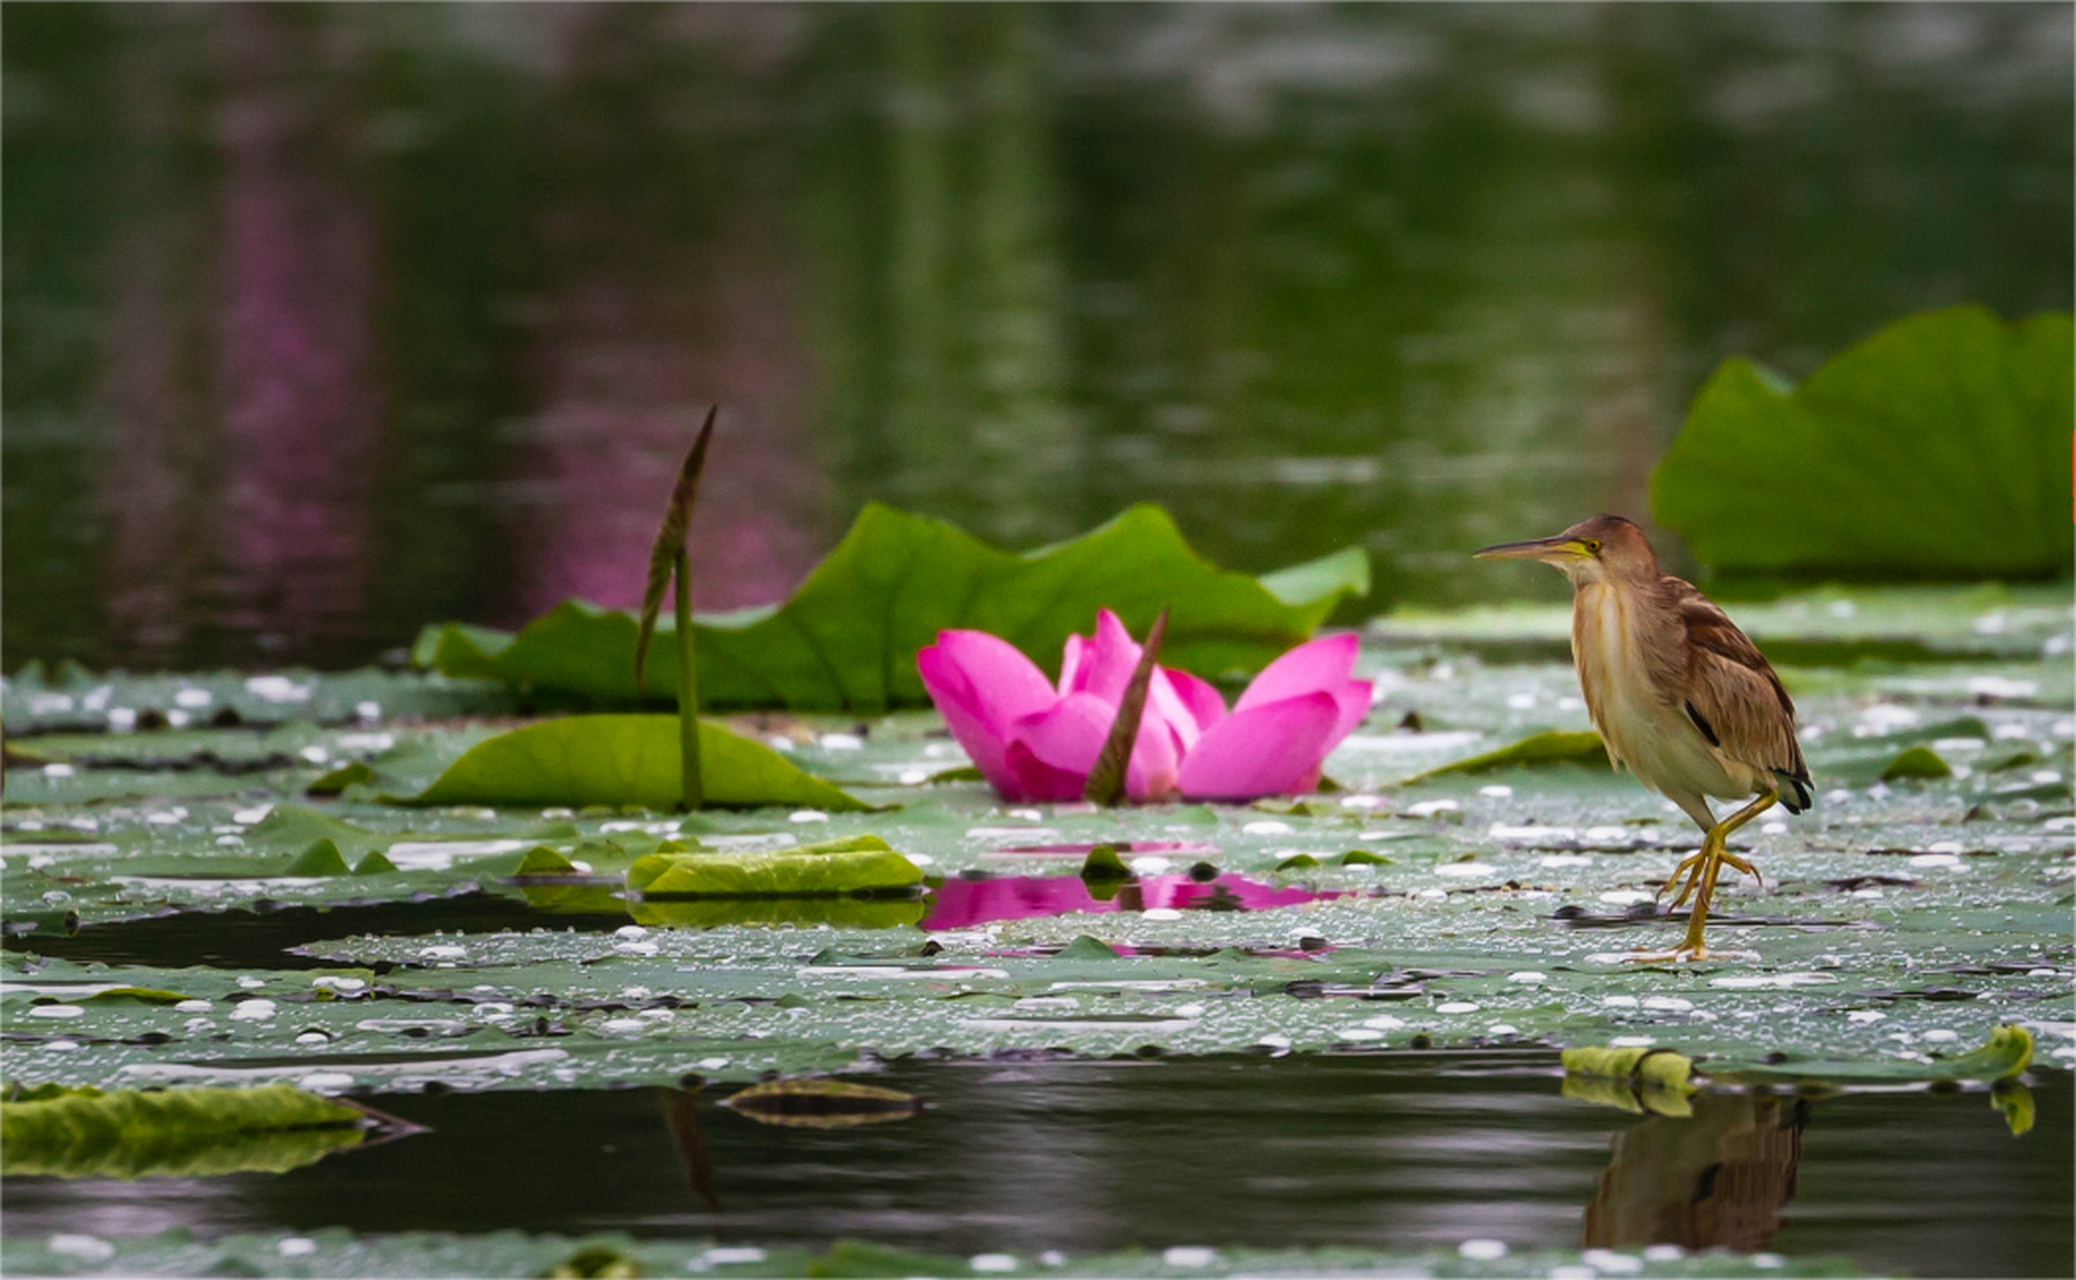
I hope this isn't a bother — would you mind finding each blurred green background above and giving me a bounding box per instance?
[6,3,2071,670]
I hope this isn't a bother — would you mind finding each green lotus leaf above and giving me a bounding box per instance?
[1653,307,2076,580]
[1881,746,1954,781]
[387,716,870,812]
[413,503,1369,711]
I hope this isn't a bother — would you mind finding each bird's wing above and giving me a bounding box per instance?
[1663,578,1813,811]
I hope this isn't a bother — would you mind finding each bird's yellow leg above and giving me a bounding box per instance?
[1626,790,1776,963]
[1676,790,1778,956]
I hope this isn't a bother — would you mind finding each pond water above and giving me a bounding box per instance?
[4,1054,2068,1278]
[6,4,2072,669]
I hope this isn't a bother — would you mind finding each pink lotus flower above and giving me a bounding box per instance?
[917,609,1371,803]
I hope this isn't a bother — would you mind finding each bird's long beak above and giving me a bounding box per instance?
[1473,535,1588,563]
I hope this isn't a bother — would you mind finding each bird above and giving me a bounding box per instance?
[1475,515,1811,960]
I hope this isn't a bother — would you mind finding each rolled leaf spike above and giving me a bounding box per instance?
[635,406,718,810]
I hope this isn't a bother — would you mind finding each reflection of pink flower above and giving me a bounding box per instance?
[919,873,1351,931]
[917,610,1371,803]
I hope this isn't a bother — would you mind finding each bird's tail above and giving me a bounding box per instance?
[1773,767,1813,814]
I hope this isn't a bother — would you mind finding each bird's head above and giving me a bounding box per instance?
[1473,514,1658,587]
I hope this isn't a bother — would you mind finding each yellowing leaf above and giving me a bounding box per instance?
[1,1084,370,1180]
[626,835,921,897]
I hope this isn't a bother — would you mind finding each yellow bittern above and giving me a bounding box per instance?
[1475,515,1811,960]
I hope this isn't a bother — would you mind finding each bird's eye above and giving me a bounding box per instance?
[1583,538,1602,554]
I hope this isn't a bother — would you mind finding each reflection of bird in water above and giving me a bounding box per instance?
[1476,516,1812,960]
[1583,1093,1808,1253]
[662,1089,720,1211]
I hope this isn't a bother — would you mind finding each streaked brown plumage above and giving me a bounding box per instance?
[1476,515,1811,958]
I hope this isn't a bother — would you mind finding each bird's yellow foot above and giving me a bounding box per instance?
[1618,943,1760,965]
[1658,844,1762,910]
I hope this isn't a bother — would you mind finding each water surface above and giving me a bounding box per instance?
[6,4,2071,668]
[3,1054,2066,1277]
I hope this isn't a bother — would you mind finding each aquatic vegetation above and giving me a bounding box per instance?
[625,835,922,896]
[0,1083,385,1179]
[386,716,870,812]
[413,504,1369,710]
[1654,307,2076,580]
[919,610,1371,802]
[3,589,2069,1279]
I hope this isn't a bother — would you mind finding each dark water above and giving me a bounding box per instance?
[4,1055,2069,1277]
[6,4,2072,669]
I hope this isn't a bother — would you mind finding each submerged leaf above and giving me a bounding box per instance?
[720,1079,921,1128]
[1654,307,2076,580]
[0,1084,370,1180]
[1400,730,1609,783]
[414,504,1369,711]
[388,716,868,812]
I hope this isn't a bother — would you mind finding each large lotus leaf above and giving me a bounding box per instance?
[626,836,923,896]
[1653,307,2075,580]
[0,1083,369,1179]
[412,503,1370,710]
[389,717,870,812]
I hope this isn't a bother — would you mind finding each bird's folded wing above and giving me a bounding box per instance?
[1666,580,1811,803]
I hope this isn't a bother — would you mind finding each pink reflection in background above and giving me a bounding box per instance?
[211,8,378,640]
[513,9,829,620]
[920,873,1354,932]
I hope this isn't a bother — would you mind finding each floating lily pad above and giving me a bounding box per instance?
[413,504,1369,710]
[390,716,870,812]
